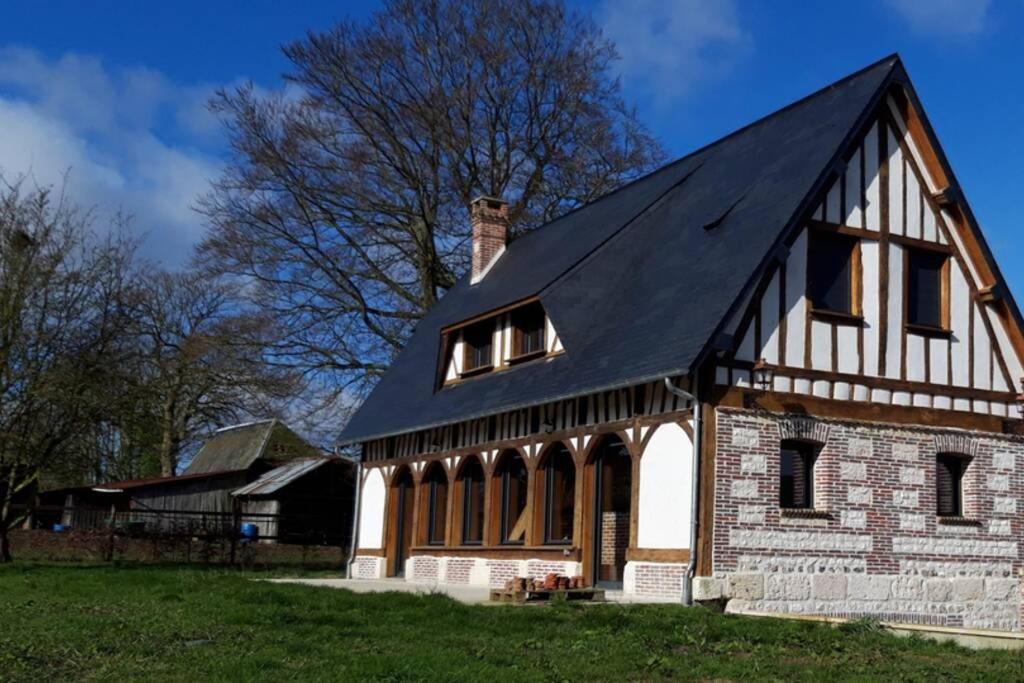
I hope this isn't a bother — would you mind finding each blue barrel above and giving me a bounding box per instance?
[52,523,67,532]
[239,523,259,540]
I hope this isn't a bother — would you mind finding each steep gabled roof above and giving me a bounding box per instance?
[339,55,904,445]
[185,420,318,475]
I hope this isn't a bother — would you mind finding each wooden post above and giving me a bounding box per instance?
[105,504,116,562]
[229,499,241,566]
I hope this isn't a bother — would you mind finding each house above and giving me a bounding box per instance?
[338,55,1024,631]
[48,420,355,544]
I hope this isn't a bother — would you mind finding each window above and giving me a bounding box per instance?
[424,464,448,545]
[779,441,816,509]
[907,249,947,329]
[936,453,966,517]
[543,445,576,544]
[463,321,494,373]
[498,451,528,544]
[807,230,857,314]
[511,302,546,359]
[460,458,485,544]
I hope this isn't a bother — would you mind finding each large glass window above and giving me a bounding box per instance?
[460,458,485,544]
[543,445,576,544]
[807,230,857,314]
[779,441,816,509]
[424,463,448,545]
[908,249,947,329]
[498,451,528,544]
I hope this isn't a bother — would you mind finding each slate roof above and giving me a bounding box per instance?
[339,55,905,445]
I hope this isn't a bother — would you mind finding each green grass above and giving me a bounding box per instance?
[1,564,1023,682]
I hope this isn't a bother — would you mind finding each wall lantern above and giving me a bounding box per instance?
[752,358,774,392]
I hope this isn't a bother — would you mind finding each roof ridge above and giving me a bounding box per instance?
[502,54,901,256]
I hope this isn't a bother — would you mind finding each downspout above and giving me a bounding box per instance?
[346,456,363,579]
[663,376,701,605]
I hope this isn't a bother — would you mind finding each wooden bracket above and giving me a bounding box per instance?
[978,284,1001,304]
[931,186,959,208]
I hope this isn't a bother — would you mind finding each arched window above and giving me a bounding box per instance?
[423,462,448,545]
[496,451,528,545]
[459,457,485,544]
[542,444,575,544]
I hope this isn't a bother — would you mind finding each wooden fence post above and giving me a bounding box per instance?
[229,500,240,566]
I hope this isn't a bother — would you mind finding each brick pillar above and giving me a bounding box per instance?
[470,196,508,283]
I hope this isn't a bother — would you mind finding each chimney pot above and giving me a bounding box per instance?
[470,195,509,283]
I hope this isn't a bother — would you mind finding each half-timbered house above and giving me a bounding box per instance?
[339,55,1024,629]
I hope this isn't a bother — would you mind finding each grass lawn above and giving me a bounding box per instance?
[1,564,1023,681]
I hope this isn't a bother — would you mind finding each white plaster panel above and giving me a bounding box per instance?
[950,262,970,387]
[899,467,924,486]
[994,498,1017,515]
[845,147,863,227]
[860,240,880,376]
[987,474,1009,492]
[892,490,919,508]
[973,305,991,390]
[992,452,1015,470]
[863,122,880,230]
[899,514,925,531]
[732,427,759,448]
[837,325,859,374]
[784,230,807,367]
[841,510,866,529]
[759,270,780,364]
[886,243,904,379]
[929,337,948,385]
[989,520,1012,536]
[358,468,387,549]
[738,505,765,525]
[638,423,692,549]
[891,443,918,461]
[906,334,926,383]
[887,126,904,236]
[810,320,832,371]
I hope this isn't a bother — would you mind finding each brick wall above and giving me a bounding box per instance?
[352,556,385,580]
[600,511,629,580]
[628,562,686,599]
[707,408,1024,631]
[445,558,475,584]
[410,556,440,582]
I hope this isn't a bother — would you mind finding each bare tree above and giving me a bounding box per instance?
[199,0,664,400]
[0,179,134,561]
[130,270,298,476]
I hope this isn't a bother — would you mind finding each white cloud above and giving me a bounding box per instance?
[599,0,750,103]
[885,0,991,36]
[0,47,226,264]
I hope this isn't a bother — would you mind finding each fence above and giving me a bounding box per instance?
[9,504,352,568]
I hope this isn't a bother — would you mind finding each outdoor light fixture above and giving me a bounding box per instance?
[753,358,774,392]
[541,419,555,434]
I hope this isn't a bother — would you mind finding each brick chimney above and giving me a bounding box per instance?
[470,196,509,284]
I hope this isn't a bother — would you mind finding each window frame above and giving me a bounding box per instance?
[424,465,447,546]
[935,453,967,518]
[542,446,576,545]
[459,458,485,545]
[905,247,951,334]
[498,453,529,545]
[461,321,495,375]
[779,440,817,510]
[806,228,861,319]
[510,302,547,362]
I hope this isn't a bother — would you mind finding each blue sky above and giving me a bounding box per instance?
[1,1,1021,297]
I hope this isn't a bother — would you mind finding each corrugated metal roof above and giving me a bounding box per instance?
[338,55,901,445]
[92,469,248,493]
[231,458,329,497]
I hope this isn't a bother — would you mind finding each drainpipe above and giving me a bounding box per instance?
[346,457,362,579]
[663,376,701,605]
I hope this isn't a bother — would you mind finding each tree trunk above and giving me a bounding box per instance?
[158,399,178,477]
[0,527,11,563]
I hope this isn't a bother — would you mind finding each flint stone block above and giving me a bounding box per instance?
[985,578,1017,601]
[766,575,811,601]
[692,577,724,601]
[811,574,847,601]
[951,578,985,602]
[848,575,891,601]
[926,579,952,602]
[727,574,764,601]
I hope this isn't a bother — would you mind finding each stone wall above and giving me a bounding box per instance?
[702,408,1024,631]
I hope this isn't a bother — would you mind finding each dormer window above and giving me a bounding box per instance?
[462,320,494,374]
[511,302,546,360]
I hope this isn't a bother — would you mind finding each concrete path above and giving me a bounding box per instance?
[263,578,492,604]
[263,577,682,606]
